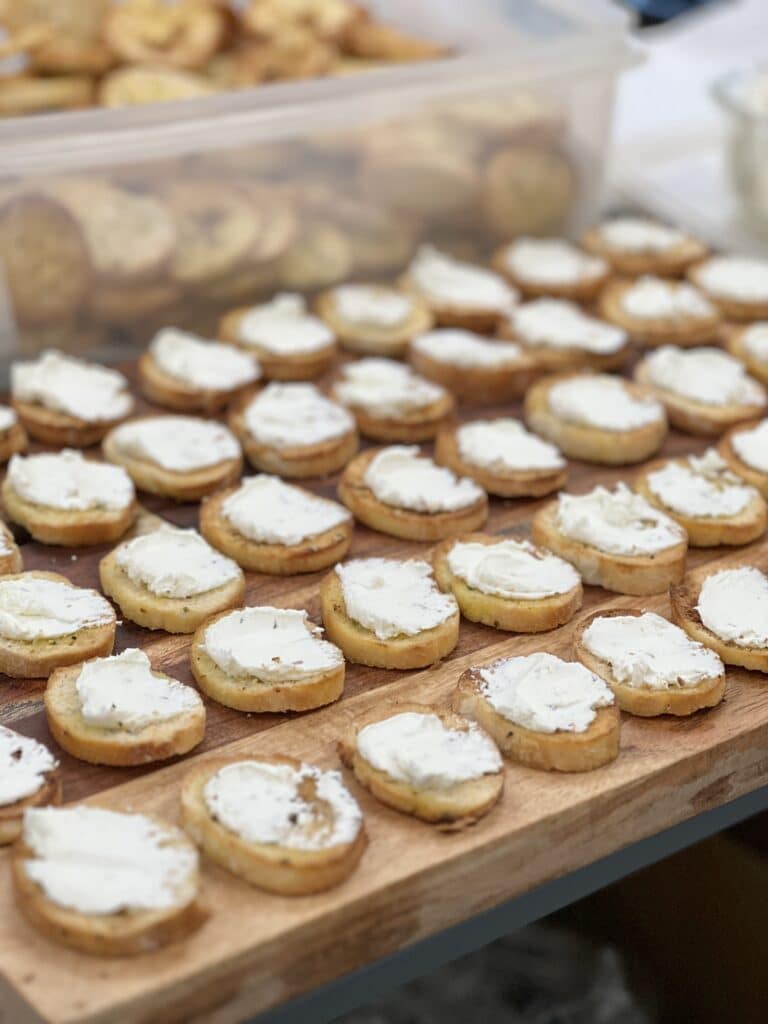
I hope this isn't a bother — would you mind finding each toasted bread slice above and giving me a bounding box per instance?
[687,263,768,322]
[398,277,507,335]
[497,317,631,372]
[670,565,768,672]
[0,572,115,679]
[320,569,459,669]
[434,424,566,498]
[453,667,619,772]
[581,224,708,277]
[719,421,768,498]
[725,325,768,386]
[432,533,582,632]
[12,814,206,956]
[634,457,768,547]
[2,476,137,548]
[45,664,205,767]
[338,448,488,542]
[0,521,23,576]
[338,702,503,828]
[491,244,610,303]
[574,608,726,717]
[181,755,366,895]
[599,278,721,347]
[12,399,132,448]
[137,352,258,414]
[330,383,454,444]
[0,728,61,845]
[0,421,27,464]
[315,287,434,357]
[200,484,353,575]
[531,501,687,596]
[524,372,667,465]
[218,308,337,380]
[409,343,538,405]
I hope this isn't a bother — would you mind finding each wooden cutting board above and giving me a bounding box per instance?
[0,365,766,1024]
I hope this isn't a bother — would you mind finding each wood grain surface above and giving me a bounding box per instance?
[0,359,767,1024]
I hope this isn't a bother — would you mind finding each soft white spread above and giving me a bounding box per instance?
[0,405,17,432]
[115,525,241,599]
[363,445,484,513]
[582,611,723,690]
[598,217,687,253]
[22,806,198,916]
[621,276,715,320]
[548,375,664,431]
[510,299,626,354]
[11,350,133,423]
[0,726,57,807]
[243,383,354,448]
[336,558,456,640]
[556,483,685,555]
[204,760,362,851]
[221,475,350,547]
[446,538,579,599]
[732,419,768,473]
[697,566,768,648]
[742,323,768,363]
[456,418,565,472]
[75,649,201,732]
[333,284,414,328]
[503,238,606,286]
[356,711,501,789]
[334,358,445,417]
[644,346,766,407]
[237,293,333,355]
[0,577,113,641]
[695,256,768,302]
[478,652,614,733]
[646,448,757,518]
[407,245,516,312]
[412,329,524,368]
[110,416,241,472]
[202,606,342,681]
[149,327,259,390]
[7,450,134,512]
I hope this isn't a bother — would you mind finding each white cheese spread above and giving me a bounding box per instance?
[11,350,133,423]
[7,450,134,512]
[334,358,445,418]
[407,245,516,312]
[621,276,715,320]
[646,448,756,518]
[221,475,350,547]
[556,483,685,556]
[363,445,484,513]
[510,299,626,354]
[149,327,259,390]
[644,346,766,407]
[446,538,579,599]
[742,323,768,363]
[695,256,768,302]
[548,375,664,431]
[503,238,606,286]
[333,284,414,328]
[237,293,333,355]
[115,525,241,599]
[456,418,564,472]
[598,217,686,253]
[110,416,241,472]
[0,726,57,807]
[731,419,768,473]
[0,576,113,641]
[697,566,768,648]
[412,329,524,368]
[0,405,17,432]
[243,383,354,448]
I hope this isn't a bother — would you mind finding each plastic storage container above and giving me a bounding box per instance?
[0,0,636,376]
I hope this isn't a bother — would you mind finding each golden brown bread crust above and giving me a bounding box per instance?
[2,476,137,547]
[531,501,687,596]
[330,381,455,444]
[189,608,345,713]
[634,358,767,436]
[634,457,768,547]
[524,372,668,465]
[13,398,133,448]
[408,343,538,405]
[320,569,459,670]
[200,484,353,575]
[497,316,632,373]
[99,547,245,634]
[218,308,337,380]
[45,664,205,767]
[725,325,768,385]
[687,264,768,322]
[0,422,27,464]
[228,399,358,479]
[12,822,207,956]
[599,278,721,348]
[0,521,23,576]
[581,226,708,277]
[0,773,61,847]
[453,668,619,772]
[670,566,768,672]
[181,755,366,895]
[574,608,726,717]
[137,352,259,414]
[338,448,488,542]
[432,533,582,632]
[315,287,434,357]
[718,421,768,498]
[337,702,504,828]
[102,418,243,501]
[0,572,115,679]
[434,423,566,498]
[491,245,610,304]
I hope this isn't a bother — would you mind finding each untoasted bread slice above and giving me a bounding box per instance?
[599,278,721,347]
[531,501,687,596]
[432,533,582,632]
[338,448,488,542]
[137,352,258,414]
[181,755,366,895]
[338,702,504,829]
[218,308,337,380]
[12,399,133,448]
[453,667,619,772]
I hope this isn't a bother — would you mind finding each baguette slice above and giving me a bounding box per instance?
[581,224,708,277]
[491,243,610,303]
[338,702,504,829]
[0,521,23,576]
[181,755,366,895]
[574,608,726,717]
[719,421,768,498]
[330,383,454,444]
[599,278,721,347]
[218,308,337,380]
[137,352,258,414]
[315,286,434,357]
[531,501,687,596]
[725,325,768,386]
[409,342,538,405]
[13,398,133,449]
[338,448,487,542]
[453,666,619,772]
[0,729,60,846]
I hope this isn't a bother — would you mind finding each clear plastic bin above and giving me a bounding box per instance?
[0,0,636,375]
